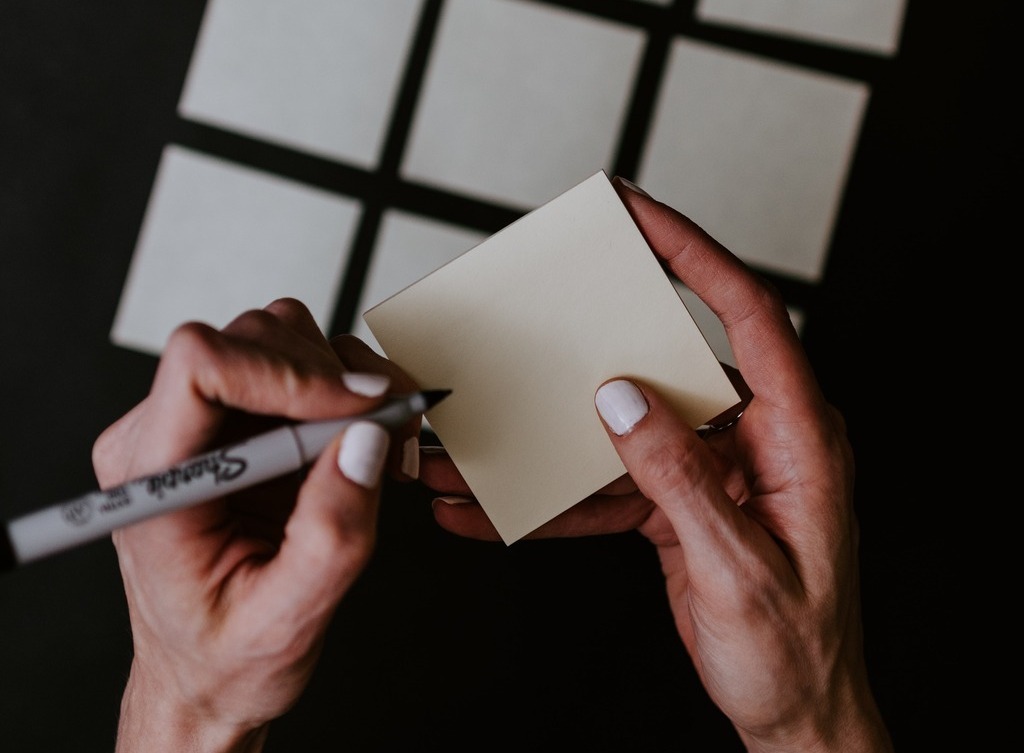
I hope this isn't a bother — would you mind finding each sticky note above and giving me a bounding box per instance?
[178,0,423,168]
[399,0,645,209]
[364,171,739,544]
[696,0,907,57]
[637,38,868,282]
[111,145,360,356]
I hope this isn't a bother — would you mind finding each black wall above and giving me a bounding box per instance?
[1,1,1008,750]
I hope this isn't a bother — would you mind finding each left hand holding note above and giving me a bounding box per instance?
[419,176,895,753]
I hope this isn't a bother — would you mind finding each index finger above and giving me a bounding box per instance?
[330,334,424,481]
[612,178,824,415]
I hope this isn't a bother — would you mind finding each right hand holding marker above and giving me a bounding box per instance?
[94,298,421,753]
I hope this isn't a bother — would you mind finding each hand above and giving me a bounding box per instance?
[419,179,893,752]
[94,298,420,753]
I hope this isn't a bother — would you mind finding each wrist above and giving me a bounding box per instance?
[739,664,893,753]
[116,662,270,753]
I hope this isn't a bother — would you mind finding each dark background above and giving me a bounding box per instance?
[0,1,1010,750]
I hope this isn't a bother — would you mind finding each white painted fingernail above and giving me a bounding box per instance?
[595,380,649,436]
[434,496,474,505]
[342,371,390,397]
[337,421,389,488]
[615,177,652,198]
[401,435,420,479]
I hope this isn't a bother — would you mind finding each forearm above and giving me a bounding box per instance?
[116,664,270,753]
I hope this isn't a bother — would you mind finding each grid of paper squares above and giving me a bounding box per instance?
[112,0,904,356]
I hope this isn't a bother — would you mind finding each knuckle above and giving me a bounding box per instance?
[264,297,308,317]
[91,425,121,483]
[162,320,221,367]
[296,511,377,581]
[222,307,279,338]
[631,435,707,501]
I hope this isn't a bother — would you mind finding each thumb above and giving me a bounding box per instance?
[594,379,752,578]
[253,421,390,622]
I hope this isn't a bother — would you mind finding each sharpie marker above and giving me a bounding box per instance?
[0,389,451,571]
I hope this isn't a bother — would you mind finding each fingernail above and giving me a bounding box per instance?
[337,421,390,488]
[614,176,652,198]
[420,445,447,454]
[595,380,649,436]
[402,435,420,479]
[433,496,474,505]
[342,371,390,397]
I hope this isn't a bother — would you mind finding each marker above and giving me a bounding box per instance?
[0,389,451,571]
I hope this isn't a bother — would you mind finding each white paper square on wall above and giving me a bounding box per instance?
[111,145,361,355]
[696,0,908,57]
[178,0,424,168]
[400,0,646,210]
[637,38,868,283]
[349,210,488,355]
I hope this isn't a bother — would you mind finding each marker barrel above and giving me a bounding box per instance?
[6,425,305,566]
[1,390,446,570]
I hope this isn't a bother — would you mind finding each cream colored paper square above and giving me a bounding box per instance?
[365,171,739,544]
